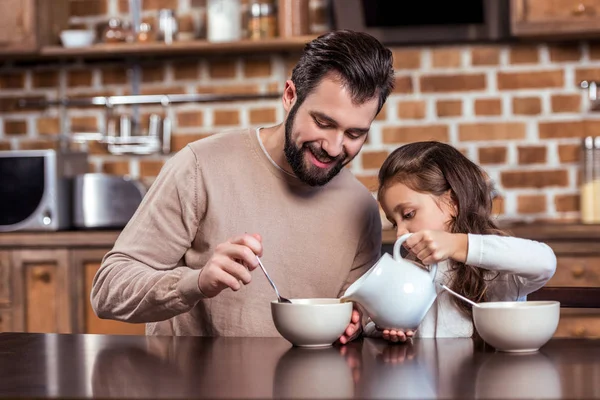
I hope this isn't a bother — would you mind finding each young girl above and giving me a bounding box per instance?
[364,141,557,342]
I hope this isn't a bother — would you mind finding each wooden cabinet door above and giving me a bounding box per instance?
[11,249,73,333]
[71,249,146,335]
[511,0,600,38]
[0,0,35,52]
[0,251,11,306]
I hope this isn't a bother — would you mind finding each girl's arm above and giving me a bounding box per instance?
[465,234,557,295]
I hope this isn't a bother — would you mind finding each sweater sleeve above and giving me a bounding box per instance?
[465,233,557,297]
[90,146,206,323]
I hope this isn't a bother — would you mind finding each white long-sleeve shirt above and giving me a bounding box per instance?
[364,233,557,338]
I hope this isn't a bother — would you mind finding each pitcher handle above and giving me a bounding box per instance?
[393,233,439,282]
[392,233,412,261]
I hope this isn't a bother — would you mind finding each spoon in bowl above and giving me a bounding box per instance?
[439,283,480,308]
[256,256,292,303]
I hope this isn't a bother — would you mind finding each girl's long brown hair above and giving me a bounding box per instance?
[377,141,505,321]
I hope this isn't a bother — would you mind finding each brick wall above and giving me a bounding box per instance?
[1,0,598,223]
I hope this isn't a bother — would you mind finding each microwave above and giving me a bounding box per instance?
[0,150,88,232]
[331,0,511,45]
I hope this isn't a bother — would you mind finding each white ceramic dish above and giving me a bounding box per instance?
[271,298,352,348]
[473,300,560,352]
[60,30,96,48]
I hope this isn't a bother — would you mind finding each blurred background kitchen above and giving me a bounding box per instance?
[0,0,598,339]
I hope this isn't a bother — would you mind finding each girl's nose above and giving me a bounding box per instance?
[395,226,409,238]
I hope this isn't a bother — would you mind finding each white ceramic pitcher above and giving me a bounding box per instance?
[341,233,438,331]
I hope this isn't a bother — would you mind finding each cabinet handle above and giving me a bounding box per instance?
[571,265,585,278]
[572,3,596,16]
[32,271,51,283]
[573,326,587,337]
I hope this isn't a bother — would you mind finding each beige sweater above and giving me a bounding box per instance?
[91,128,382,336]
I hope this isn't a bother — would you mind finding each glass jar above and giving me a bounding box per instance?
[248,1,277,40]
[207,0,242,42]
[103,18,127,43]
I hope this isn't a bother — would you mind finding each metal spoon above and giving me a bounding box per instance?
[256,256,292,303]
[439,284,480,308]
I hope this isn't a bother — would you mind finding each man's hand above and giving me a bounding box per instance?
[198,233,262,298]
[338,306,362,344]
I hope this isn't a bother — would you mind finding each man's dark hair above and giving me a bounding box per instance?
[290,30,395,114]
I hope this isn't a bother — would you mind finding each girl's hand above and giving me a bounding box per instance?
[338,306,362,344]
[379,327,416,343]
[404,231,468,265]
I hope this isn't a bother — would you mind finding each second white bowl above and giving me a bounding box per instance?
[473,300,560,352]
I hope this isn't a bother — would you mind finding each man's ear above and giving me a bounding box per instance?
[282,80,297,112]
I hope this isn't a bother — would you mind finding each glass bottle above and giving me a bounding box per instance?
[580,136,595,224]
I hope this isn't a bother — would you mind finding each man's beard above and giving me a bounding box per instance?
[283,103,347,187]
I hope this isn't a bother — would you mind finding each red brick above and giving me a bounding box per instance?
[517,195,546,214]
[420,74,486,93]
[471,46,500,66]
[551,94,581,113]
[548,44,581,62]
[459,123,526,141]
[397,100,426,119]
[213,110,240,126]
[555,194,579,212]
[436,100,462,117]
[392,49,421,70]
[208,60,237,79]
[140,160,165,177]
[538,120,600,139]
[249,108,277,124]
[558,144,580,163]
[513,97,541,115]
[474,98,502,116]
[243,59,272,78]
[478,147,507,164]
[393,76,413,94]
[356,175,379,192]
[497,71,563,90]
[431,48,462,68]
[362,151,389,170]
[177,111,204,127]
[501,170,569,188]
[517,146,547,164]
[509,45,539,64]
[382,125,449,144]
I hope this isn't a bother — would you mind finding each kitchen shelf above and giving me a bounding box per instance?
[38,35,318,60]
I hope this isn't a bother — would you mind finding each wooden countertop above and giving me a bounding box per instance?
[1,222,599,249]
[0,333,598,399]
[0,230,120,248]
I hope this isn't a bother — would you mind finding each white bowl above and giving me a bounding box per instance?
[271,298,352,348]
[473,301,560,353]
[60,30,96,48]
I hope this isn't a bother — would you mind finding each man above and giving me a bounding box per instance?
[91,30,395,343]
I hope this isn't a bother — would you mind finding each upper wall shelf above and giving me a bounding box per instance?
[34,36,318,61]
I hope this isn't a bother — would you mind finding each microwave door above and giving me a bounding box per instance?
[0,156,46,230]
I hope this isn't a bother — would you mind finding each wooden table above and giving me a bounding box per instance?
[0,333,598,399]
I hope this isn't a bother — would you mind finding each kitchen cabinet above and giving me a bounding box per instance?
[511,0,600,38]
[71,249,145,335]
[0,231,144,335]
[0,0,69,54]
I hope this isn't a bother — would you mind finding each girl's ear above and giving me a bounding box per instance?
[443,189,458,217]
